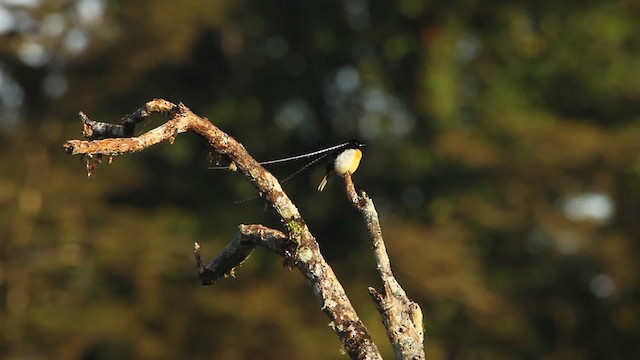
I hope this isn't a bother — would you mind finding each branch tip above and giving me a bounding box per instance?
[63,143,74,154]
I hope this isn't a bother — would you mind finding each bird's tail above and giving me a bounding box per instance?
[317,175,328,192]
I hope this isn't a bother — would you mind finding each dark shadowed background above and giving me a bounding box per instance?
[1,0,639,359]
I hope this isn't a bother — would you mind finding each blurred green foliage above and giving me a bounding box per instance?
[1,0,640,359]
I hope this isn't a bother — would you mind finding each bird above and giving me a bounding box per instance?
[317,139,365,191]
[210,139,365,193]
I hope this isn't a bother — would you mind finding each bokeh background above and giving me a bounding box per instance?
[2,0,640,359]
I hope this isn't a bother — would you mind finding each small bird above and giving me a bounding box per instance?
[210,139,365,194]
[318,139,365,191]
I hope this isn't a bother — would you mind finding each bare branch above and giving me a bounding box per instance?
[64,99,382,360]
[194,224,287,285]
[344,173,425,360]
[64,99,185,155]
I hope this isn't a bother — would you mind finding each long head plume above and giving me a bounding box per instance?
[209,140,355,170]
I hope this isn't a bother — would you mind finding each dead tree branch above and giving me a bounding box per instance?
[194,224,287,285]
[63,99,381,360]
[345,174,425,360]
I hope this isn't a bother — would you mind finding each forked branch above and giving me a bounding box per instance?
[63,99,381,360]
[64,99,427,359]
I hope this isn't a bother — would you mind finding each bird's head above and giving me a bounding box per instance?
[346,139,365,149]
